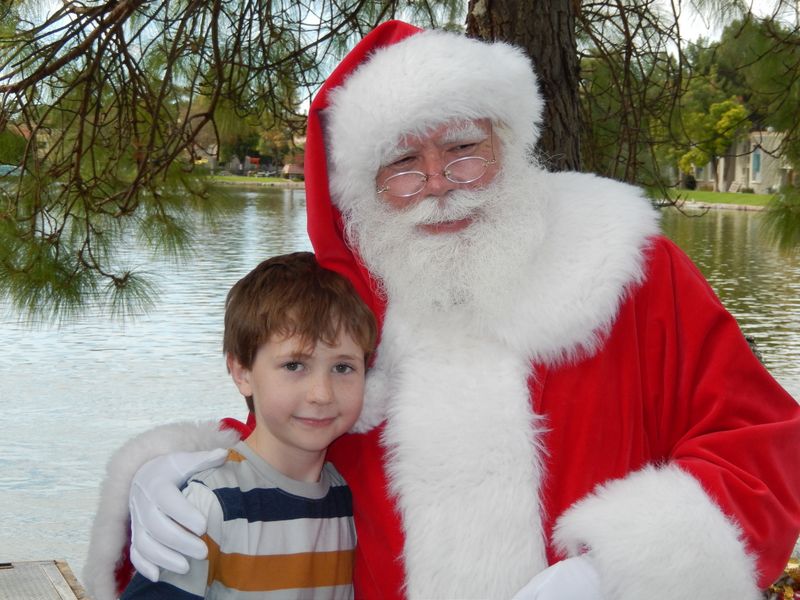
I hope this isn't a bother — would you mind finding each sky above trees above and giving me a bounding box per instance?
[678,0,798,40]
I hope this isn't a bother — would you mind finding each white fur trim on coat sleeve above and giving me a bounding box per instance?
[82,421,240,600]
[553,464,760,600]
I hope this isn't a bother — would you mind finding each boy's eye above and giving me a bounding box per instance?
[333,363,355,374]
[283,361,303,372]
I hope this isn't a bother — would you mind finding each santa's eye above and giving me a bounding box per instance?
[452,141,479,152]
[387,155,418,171]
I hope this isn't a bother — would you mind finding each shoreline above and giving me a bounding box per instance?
[657,199,766,212]
[209,178,305,189]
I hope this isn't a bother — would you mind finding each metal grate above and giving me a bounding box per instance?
[0,561,88,600]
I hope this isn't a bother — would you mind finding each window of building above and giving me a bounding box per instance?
[751,148,762,183]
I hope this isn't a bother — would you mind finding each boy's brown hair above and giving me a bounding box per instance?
[223,252,378,411]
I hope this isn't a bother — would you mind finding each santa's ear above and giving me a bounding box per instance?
[227,353,253,397]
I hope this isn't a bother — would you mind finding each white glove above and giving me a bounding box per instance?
[511,556,604,600]
[129,448,229,581]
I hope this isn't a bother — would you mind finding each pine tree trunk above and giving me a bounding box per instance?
[466,0,581,172]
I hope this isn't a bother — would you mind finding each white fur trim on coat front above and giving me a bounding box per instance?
[497,171,660,364]
[380,324,549,598]
[82,421,239,600]
[553,464,760,600]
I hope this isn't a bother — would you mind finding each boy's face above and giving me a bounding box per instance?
[228,331,365,481]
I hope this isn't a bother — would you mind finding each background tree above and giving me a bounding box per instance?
[0,128,26,165]
[676,97,751,191]
[714,16,800,164]
[0,0,463,319]
[2,0,799,320]
[698,12,800,249]
[259,125,295,171]
[466,0,581,171]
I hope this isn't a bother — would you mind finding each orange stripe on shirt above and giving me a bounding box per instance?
[204,535,354,592]
[226,449,246,462]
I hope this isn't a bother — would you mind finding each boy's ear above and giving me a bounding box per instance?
[227,353,253,397]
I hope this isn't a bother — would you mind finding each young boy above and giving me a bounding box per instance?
[120,251,377,599]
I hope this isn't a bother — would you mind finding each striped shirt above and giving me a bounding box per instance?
[121,441,355,599]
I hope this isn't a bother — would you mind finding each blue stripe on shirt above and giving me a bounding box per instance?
[213,484,353,522]
[120,573,204,600]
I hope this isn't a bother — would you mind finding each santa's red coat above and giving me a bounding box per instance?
[220,235,800,597]
[297,20,800,597]
[320,235,800,598]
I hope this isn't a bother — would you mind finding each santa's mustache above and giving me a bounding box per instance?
[389,187,494,229]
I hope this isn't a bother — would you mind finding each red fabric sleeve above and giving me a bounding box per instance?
[640,237,800,585]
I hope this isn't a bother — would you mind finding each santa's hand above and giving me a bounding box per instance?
[129,449,228,581]
[511,556,604,600]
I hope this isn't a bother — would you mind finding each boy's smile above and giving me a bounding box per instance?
[228,332,366,482]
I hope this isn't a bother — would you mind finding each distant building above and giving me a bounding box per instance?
[227,155,244,174]
[282,163,304,180]
[282,151,304,180]
[692,130,793,194]
[192,142,218,171]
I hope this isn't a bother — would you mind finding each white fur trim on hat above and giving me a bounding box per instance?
[324,29,543,213]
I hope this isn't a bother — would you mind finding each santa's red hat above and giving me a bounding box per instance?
[304,21,543,326]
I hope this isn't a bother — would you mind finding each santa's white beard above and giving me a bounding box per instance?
[343,156,546,325]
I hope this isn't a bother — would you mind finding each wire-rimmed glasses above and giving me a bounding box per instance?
[377,156,497,198]
[376,126,497,198]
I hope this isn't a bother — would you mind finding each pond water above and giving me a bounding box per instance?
[1,188,797,583]
[661,206,800,397]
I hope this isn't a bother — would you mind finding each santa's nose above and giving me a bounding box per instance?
[420,157,458,198]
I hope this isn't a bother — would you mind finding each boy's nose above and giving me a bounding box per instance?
[308,373,333,404]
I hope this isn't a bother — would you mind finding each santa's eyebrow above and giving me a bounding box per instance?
[381,144,414,167]
[439,121,487,144]
[379,121,489,168]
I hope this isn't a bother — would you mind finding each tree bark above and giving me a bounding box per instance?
[466,0,581,172]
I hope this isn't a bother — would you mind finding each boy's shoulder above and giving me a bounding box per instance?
[186,444,255,491]
[321,460,348,488]
[187,442,351,498]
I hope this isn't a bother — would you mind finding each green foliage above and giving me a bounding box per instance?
[0,0,461,320]
[578,2,800,204]
[578,28,681,185]
[0,129,26,165]
[0,160,230,321]
[221,131,261,164]
[714,17,800,162]
[716,19,797,120]
[763,187,800,253]
[677,98,750,175]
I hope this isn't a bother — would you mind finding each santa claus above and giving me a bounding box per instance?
[84,21,800,600]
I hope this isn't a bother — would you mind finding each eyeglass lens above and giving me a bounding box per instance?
[381,156,493,198]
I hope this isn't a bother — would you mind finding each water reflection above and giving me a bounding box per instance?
[0,191,797,580]
[0,187,312,578]
[661,207,800,397]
